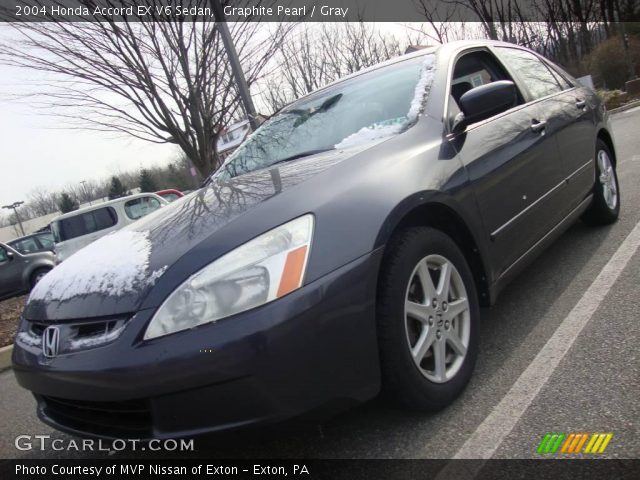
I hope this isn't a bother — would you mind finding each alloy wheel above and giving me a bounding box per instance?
[598,150,618,210]
[404,255,470,383]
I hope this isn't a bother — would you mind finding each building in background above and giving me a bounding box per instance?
[217,120,251,161]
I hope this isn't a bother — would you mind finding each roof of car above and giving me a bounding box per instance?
[155,189,183,196]
[51,192,166,222]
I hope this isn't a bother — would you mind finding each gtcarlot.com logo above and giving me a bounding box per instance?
[14,435,195,452]
[536,432,613,454]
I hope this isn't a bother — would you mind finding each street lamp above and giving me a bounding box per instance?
[80,180,92,206]
[2,201,25,236]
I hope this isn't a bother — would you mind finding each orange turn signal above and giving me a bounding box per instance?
[276,245,308,298]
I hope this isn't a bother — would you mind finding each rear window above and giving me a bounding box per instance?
[52,207,117,242]
[124,196,162,220]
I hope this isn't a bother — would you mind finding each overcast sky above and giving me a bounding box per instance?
[0,60,177,208]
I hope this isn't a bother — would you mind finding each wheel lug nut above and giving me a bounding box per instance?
[436,330,442,340]
[445,320,450,330]
[442,301,448,311]
[432,298,438,308]
[428,316,434,326]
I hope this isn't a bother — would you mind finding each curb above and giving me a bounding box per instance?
[0,344,13,372]
[609,100,640,115]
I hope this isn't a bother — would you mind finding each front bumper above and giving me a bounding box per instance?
[13,250,383,439]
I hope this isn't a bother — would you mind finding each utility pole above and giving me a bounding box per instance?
[2,201,25,236]
[80,180,92,206]
[210,0,259,131]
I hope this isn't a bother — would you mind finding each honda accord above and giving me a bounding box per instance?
[13,40,620,439]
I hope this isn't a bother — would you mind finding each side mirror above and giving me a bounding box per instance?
[6,251,14,261]
[455,80,517,132]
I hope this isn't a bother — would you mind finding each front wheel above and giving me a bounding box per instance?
[30,267,51,289]
[377,227,479,411]
[582,139,620,225]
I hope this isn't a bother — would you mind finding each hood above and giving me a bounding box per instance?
[23,146,370,321]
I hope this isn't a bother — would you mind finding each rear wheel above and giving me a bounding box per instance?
[30,268,51,289]
[582,139,620,225]
[377,227,479,411]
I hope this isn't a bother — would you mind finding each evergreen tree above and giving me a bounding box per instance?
[58,193,79,213]
[139,169,157,193]
[108,176,128,199]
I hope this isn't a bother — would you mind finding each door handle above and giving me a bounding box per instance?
[531,120,547,133]
[576,99,586,109]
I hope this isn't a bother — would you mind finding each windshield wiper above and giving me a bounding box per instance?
[270,148,335,167]
[288,94,343,128]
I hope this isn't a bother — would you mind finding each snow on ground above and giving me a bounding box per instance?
[29,230,166,303]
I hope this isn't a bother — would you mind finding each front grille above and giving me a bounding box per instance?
[38,395,152,438]
[18,316,130,354]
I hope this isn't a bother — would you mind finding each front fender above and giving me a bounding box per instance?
[22,260,55,287]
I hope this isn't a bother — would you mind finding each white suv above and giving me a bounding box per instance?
[50,193,168,262]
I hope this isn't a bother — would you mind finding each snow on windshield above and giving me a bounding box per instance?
[29,230,167,303]
[335,54,436,149]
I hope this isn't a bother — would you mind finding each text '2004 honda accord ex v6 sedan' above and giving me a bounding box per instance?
[13,40,620,439]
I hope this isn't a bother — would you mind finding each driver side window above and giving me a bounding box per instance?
[449,50,522,129]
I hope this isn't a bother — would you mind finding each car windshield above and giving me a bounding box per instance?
[214,54,434,180]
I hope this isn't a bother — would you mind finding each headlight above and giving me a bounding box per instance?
[144,214,314,340]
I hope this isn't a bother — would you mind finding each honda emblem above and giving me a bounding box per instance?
[42,326,60,358]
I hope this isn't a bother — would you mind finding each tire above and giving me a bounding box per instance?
[30,267,51,289]
[377,227,480,411]
[582,139,620,226]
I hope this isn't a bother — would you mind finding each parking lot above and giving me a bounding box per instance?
[1,107,639,460]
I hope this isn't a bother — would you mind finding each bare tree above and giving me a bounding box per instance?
[259,23,403,112]
[0,1,292,177]
[412,0,639,77]
[404,20,485,46]
[28,189,59,216]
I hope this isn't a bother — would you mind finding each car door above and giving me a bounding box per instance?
[494,46,596,214]
[545,61,597,209]
[447,48,567,278]
[0,245,24,295]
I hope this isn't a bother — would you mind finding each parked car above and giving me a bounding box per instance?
[13,40,619,439]
[50,193,168,262]
[7,231,55,255]
[155,189,184,202]
[0,243,55,301]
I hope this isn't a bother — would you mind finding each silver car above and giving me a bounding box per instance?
[0,242,56,300]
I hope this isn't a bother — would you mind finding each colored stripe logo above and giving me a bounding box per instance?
[537,433,613,454]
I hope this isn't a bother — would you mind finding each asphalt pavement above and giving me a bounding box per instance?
[1,107,639,460]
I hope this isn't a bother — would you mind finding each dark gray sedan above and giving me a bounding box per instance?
[13,40,619,439]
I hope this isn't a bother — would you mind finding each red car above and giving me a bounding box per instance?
[155,189,184,202]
